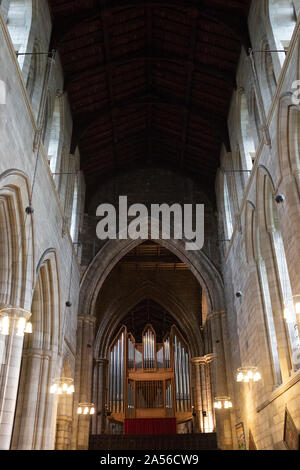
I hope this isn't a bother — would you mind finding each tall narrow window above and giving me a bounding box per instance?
[257,230,282,385]
[240,94,256,171]
[273,230,300,371]
[269,0,296,66]
[70,176,78,242]
[47,98,61,174]
[224,175,233,239]
[268,183,300,371]
[6,0,32,70]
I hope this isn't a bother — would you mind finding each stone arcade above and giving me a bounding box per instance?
[0,0,300,451]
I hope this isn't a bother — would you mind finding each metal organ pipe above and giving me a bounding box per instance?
[120,332,124,412]
[110,350,113,411]
[116,340,119,413]
[113,342,117,413]
[109,325,191,420]
[182,346,187,411]
[185,351,190,408]
[151,331,154,368]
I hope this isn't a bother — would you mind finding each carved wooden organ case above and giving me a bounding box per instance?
[108,324,192,424]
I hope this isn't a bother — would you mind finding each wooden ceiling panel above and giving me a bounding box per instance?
[48,0,251,204]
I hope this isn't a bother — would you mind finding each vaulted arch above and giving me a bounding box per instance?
[94,280,204,360]
[80,236,225,319]
[0,169,34,450]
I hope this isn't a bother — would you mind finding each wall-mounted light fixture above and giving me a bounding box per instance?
[213,397,233,410]
[50,377,75,395]
[236,367,261,383]
[0,307,32,337]
[77,403,95,416]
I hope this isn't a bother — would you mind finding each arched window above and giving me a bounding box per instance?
[6,0,32,70]
[269,0,297,66]
[25,40,45,118]
[47,97,61,174]
[256,228,282,385]
[224,174,233,240]
[267,179,300,371]
[240,94,255,171]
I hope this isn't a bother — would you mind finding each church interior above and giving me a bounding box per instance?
[0,0,300,451]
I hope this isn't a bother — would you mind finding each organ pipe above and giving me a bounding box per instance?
[108,324,191,421]
[143,327,156,370]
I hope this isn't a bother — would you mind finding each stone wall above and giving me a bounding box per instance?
[216,0,300,450]
[0,1,82,449]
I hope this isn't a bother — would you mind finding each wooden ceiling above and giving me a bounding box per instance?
[119,240,188,271]
[48,0,251,201]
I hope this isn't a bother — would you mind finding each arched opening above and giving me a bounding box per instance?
[262,174,300,374]
[74,235,230,450]
[11,251,61,450]
[269,0,297,66]
[269,207,300,371]
[0,171,34,450]
[255,224,282,385]
[6,0,32,71]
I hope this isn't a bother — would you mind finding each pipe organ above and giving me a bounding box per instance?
[108,324,192,425]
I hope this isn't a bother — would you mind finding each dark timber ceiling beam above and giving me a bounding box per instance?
[70,94,229,154]
[100,9,119,172]
[64,55,236,92]
[180,8,198,168]
[49,1,251,51]
[146,4,153,164]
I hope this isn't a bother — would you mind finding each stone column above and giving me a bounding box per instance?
[55,415,73,450]
[72,315,95,450]
[92,358,108,435]
[208,311,233,450]
[0,322,24,449]
[10,348,58,449]
[192,354,214,434]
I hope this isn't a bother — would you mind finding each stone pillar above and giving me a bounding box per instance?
[92,358,108,435]
[55,415,73,450]
[192,354,214,434]
[10,348,58,450]
[72,315,95,450]
[208,311,233,450]
[0,323,24,449]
